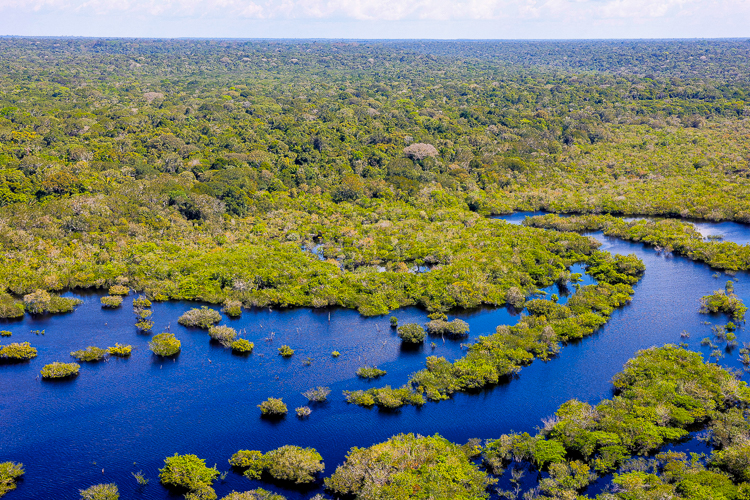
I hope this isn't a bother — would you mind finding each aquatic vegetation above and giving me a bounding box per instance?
[389,317,398,327]
[100,296,123,308]
[0,342,37,361]
[208,325,237,347]
[178,307,222,329]
[296,406,311,418]
[425,318,470,337]
[0,293,24,319]
[159,454,218,496]
[22,290,82,315]
[277,345,294,357]
[79,483,119,500]
[258,398,287,417]
[700,283,747,321]
[107,344,132,357]
[0,462,24,497]
[108,285,129,296]
[397,323,425,344]
[40,362,80,379]
[302,386,331,403]
[135,320,154,332]
[325,433,494,498]
[70,346,107,362]
[0,331,9,337]
[230,446,323,484]
[131,471,148,485]
[132,296,152,308]
[331,351,340,357]
[230,339,254,353]
[220,491,286,500]
[356,366,387,379]
[222,299,243,318]
[148,333,181,357]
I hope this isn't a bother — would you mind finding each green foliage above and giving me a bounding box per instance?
[222,299,242,317]
[296,406,311,418]
[132,296,152,308]
[258,398,287,416]
[178,307,222,329]
[0,292,24,319]
[40,362,80,379]
[135,319,154,332]
[700,284,748,322]
[159,454,218,494]
[302,386,331,403]
[148,333,181,357]
[107,344,132,357]
[325,433,494,499]
[108,285,129,296]
[100,296,123,308]
[0,462,24,498]
[425,318,470,337]
[220,491,286,500]
[0,331,9,337]
[207,325,237,347]
[0,342,37,361]
[79,483,119,500]
[230,339,254,353]
[277,345,294,357]
[397,323,425,343]
[22,290,81,315]
[389,316,398,327]
[331,351,340,357]
[356,366,387,379]
[71,346,107,362]
[231,446,324,484]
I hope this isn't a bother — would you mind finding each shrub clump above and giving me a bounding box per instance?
[258,397,287,417]
[0,342,37,361]
[159,454,218,497]
[278,345,294,357]
[0,292,24,319]
[23,290,82,315]
[178,307,222,329]
[302,386,331,403]
[71,346,107,362]
[208,325,237,347]
[132,296,152,308]
[0,331,10,337]
[0,461,25,497]
[426,318,470,337]
[230,446,323,484]
[108,285,129,296]
[79,483,119,500]
[135,320,154,332]
[222,299,242,317]
[149,333,181,357]
[344,386,424,410]
[357,366,386,379]
[397,323,425,343]
[220,490,286,500]
[296,406,311,418]
[41,362,80,379]
[231,339,254,353]
[700,283,747,321]
[100,296,123,308]
[107,344,132,357]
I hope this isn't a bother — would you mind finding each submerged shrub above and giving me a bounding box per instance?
[159,454,218,494]
[0,293,24,319]
[100,296,123,308]
[296,406,311,418]
[344,390,376,406]
[0,461,25,497]
[389,316,398,327]
[0,331,10,337]
[278,345,294,357]
[71,346,107,362]
[426,318,470,337]
[79,483,119,500]
[302,386,331,403]
[135,320,154,332]
[222,299,242,317]
[357,366,386,379]
[230,446,323,484]
[229,450,265,478]
[107,344,132,357]
[208,325,237,347]
[108,285,129,296]
[178,307,222,329]
[700,286,747,321]
[0,342,37,361]
[397,323,425,343]
[149,333,181,357]
[23,290,82,315]
[231,339,254,353]
[41,362,80,379]
[132,296,152,308]
[331,351,340,357]
[220,490,286,500]
[258,398,287,416]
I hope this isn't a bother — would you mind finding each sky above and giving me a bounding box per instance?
[0,0,747,39]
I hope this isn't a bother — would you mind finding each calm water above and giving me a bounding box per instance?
[2,214,750,499]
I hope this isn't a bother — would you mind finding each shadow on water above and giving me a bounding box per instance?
[3,213,750,498]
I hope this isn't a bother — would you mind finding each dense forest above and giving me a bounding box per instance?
[2,37,750,499]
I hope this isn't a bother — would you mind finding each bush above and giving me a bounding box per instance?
[41,362,80,379]
[389,316,398,327]
[357,366,386,378]
[149,333,181,357]
[220,490,286,500]
[107,344,132,357]
[132,296,152,308]
[79,483,119,500]
[344,390,376,406]
[426,318,470,337]
[135,320,154,332]
[229,450,266,479]
[108,285,129,296]
[0,331,9,337]
[23,290,82,315]
[302,386,331,402]
[100,296,123,308]
[0,461,24,497]
[258,398,287,416]
[230,446,323,484]
[222,299,242,317]
[0,342,37,361]
[231,339,254,353]
[397,323,425,343]
[159,454,218,494]
[71,346,107,362]
[278,345,294,357]
[0,293,24,319]
[208,325,237,347]
[331,351,340,357]
[178,307,222,329]
[296,406,311,418]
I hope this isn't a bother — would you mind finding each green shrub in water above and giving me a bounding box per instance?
[100,296,123,308]
[231,339,254,353]
[397,323,425,343]
[41,362,80,379]
[208,325,237,347]
[0,461,25,497]
[108,285,129,296]
[107,344,132,357]
[230,446,323,484]
[79,483,119,500]
[357,366,386,379]
[0,293,24,319]
[0,331,10,337]
[71,346,107,362]
[159,453,218,495]
[178,307,222,329]
[222,299,242,317]
[258,398,287,416]
[278,345,294,357]
[0,342,37,361]
[425,318,470,337]
[149,333,181,357]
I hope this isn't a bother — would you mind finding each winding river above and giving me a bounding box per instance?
[2,213,750,499]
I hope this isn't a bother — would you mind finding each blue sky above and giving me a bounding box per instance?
[0,0,747,38]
